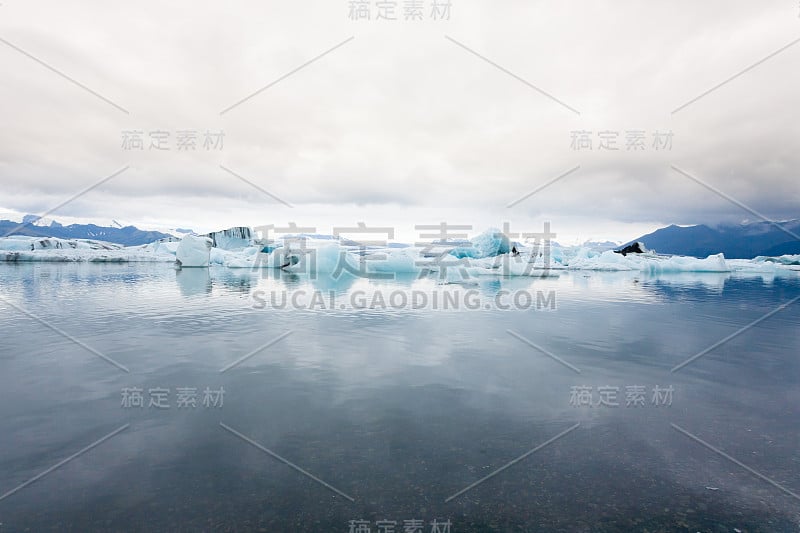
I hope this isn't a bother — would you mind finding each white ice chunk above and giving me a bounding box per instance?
[176,235,212,268]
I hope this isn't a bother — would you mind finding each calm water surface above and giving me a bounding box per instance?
[0,263,798,532]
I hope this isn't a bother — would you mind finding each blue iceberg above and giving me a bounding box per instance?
[449,228,510,259]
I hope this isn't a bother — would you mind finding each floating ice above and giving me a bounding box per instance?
[2,229,800,279]
[363,248,423,275]
[284,241,358,274]
[754,254,800,266]
[563,248,731,272]
[0,236,174,262]
[204,227,252,251]
[0,236,121,251]
[148,237,180,256]
[176,235,212,268]
[449,228,510,259]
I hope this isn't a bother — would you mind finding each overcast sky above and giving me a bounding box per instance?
[0,1,798,243]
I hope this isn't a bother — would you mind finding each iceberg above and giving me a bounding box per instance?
[204,227,252,251]
[1,227,799,279]
[0,236,174,262]
[562,248,731,272]
[363,248,424,275]
[449,228,510,259]
[755,254,800,266]
[176,235,212,268]
[279,241,359,274]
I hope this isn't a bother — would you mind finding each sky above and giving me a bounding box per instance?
[0,0,798,244]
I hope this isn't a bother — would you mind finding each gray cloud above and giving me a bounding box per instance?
[0,0,797,241]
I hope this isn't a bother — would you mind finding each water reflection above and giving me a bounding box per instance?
[175,267,212,296]
[0,263,798,531]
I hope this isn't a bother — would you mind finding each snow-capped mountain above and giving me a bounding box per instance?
[624,219,800,258]
[0,216,175,246]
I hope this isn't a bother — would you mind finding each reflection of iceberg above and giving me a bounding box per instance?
[464,249,563,278]
[642,272,730,292]
[216,269,257,293]
[175,268,212,296]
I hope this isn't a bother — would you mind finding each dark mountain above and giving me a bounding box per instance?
[0,217,173,246]
[623,219,800,259]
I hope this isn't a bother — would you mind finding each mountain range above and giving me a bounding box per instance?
[624,219,800,258]
[0,216,174,246]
